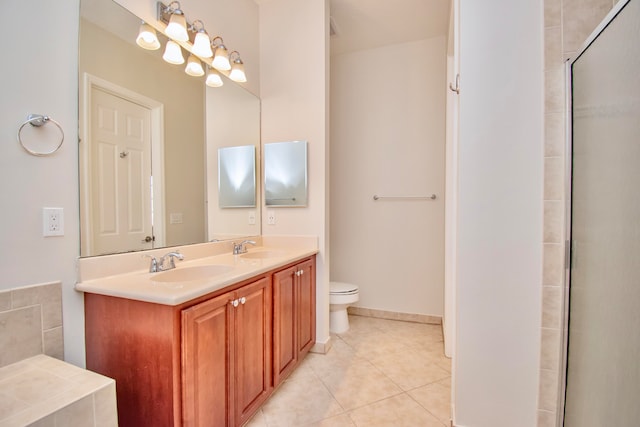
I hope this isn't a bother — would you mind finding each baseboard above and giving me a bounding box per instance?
[348,306,442,325]
[310,335,332,354]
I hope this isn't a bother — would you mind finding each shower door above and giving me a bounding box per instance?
[564,0,640,425]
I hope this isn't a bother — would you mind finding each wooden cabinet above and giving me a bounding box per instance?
[273,258,316,386]
[182,277,272,427]
[84,255,315,427]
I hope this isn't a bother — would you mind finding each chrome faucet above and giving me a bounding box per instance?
[233,240,256,255]
[148,251,184,272]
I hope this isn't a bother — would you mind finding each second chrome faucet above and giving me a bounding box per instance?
[233,240,256,255]
[148,251,184,273]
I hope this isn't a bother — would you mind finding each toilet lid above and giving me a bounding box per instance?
[330,281,359,295]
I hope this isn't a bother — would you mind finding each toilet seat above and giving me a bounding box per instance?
[330,281,359,295]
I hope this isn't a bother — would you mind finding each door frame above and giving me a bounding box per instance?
[79,73,166,256]
[444,0,460,424]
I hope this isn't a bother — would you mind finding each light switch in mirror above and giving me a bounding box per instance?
[218,146,256,208]
[264,141,308,207]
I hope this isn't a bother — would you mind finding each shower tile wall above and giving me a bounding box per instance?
[0,282,63,367]
[539,1,617,426]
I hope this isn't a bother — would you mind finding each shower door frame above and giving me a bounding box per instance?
[560,0,633,425]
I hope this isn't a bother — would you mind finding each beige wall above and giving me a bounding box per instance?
[538,0,617,426]
[259,0,331,344]
[80,18,206,249]
[330,37,447,317]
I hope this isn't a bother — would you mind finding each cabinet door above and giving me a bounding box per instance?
[273,266,298,385]
[182,291,235,427]
[235,277,272,425]
[297,259,316,355]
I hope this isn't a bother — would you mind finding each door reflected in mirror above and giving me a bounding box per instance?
[79,0,260,257]
[264,141,308,207]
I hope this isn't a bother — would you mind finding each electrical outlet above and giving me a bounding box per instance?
[248,211,256,225]
[43,207,64,237]
[267,210,276,225]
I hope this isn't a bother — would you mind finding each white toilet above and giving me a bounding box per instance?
[329,281,360,334]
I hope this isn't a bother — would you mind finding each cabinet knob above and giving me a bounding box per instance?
[231,299,239,307]
[239,297,246,305]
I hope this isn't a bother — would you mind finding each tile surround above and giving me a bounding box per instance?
[539,1,616,425]
[545,113,565,157]
[247,315,451,427]
[0,354,116,426]
[0,282,63,368]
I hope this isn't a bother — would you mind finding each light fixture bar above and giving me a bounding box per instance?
[154,1,247,84]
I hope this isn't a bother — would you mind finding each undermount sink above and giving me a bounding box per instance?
[240,250,287,259]
[151,265,233,283]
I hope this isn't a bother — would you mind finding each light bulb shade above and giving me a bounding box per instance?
[206,69,223,87]
[163,40,185,64]
[136,23,160,50]
[212,45,231,71]
[166,11,188,41]
[229,60,247,83]
[185,55,205,76]
[192,31,213,58]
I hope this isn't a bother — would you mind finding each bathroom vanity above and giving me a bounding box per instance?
[77,241,317,427]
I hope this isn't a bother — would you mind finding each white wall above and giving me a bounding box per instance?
[0,0,83,366]
[454,0,543,425]
[259,0,331,345]
[330,38,447,317]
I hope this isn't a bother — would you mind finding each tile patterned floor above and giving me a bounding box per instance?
[245,315,451,427]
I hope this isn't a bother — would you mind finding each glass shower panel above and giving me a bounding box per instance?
[565,1,640,425]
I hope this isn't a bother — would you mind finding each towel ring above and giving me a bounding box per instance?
[17,114,65,157]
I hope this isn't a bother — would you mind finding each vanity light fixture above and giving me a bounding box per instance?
[185,54,205,76]
[162,1,189,42]
[211,37,231,71]
[136,22,160,50]
[151,1,248,85]
[205,67,224,87]
[229,51,247,83]
[190,20,213,58]
[163,40,185,64]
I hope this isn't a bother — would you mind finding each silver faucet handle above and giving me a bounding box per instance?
[144,255,159,273]
[233,240,256,255]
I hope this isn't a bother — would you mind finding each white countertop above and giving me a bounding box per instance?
[75,237,318,306]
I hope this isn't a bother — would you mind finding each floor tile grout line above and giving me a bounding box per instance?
[405,388,450,427]
[252,315,451,427]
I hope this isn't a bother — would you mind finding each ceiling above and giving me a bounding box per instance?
[329,0,451,56]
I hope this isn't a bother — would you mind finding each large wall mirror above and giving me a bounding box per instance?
[79,0,261,257]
